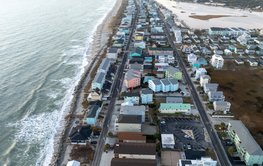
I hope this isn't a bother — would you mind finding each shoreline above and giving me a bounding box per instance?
[49,0,122,165]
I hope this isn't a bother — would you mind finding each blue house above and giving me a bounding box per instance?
[129,47,143,59]
[86,103,102,125]
[141,89,153,104]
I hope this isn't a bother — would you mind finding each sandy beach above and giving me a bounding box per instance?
[49,0,123,165]
[155,0,263,29]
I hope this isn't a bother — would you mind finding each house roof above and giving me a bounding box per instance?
[67,160,80,166]
[111,158,156,166]
[114,142,156,155]
[87,104,100,118]
[166,66,181,74]
[142,89,153,94]
[108,47,119,53]
[229,120,263,155]
[160,79,170,86]
[117,132,146,141]
[151,79,162,86]
[160,103,191,110]
[200,75,211,80]
[166,97,183,103]
[209,91,224,97]
[120,105,146,116]
[117,115,142,124]
[161,134,175,145]
[69,126,92,142]
[123,91,140,97]
[125,69,141,81]
[168,78,178,85]
[204,83,218,90]
[99,58,111,71]
[94,72,106,84]
[213,101,231,107]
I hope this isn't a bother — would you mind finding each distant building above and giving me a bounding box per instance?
[195,68,207,79]
[115,115,142,132]
[161,134,175,149]
[159,103,191,114]
[165,66,182,80]
[208,91,225,102]
[213,101,231,113]
[200,75,211,87]
[124,69,141,89]
[158,55,175,63]
[228,120,263,165]
[141,89,153,104]
[187,53,197,64]
[114,142,156,159]
[178,157,217,166]
[211,54,224,69]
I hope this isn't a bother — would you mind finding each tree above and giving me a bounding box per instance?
[104,143,110,152]
[108,132,114,137]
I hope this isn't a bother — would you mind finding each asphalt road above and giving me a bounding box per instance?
[157,7,232,166]
[91,1,139,166]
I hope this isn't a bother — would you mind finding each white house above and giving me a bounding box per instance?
[123,92,140,105]
[200,75,211,87]
[161,134,175,149]
[195,68,207,79]
[187,53,197,64]
[204,83,219,93]
[213,101,231,114]
[158,55,175,63]
[208,91,225,102]
[107,47,119,59]
[211,54,224,69]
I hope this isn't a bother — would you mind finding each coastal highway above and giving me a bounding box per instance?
[92,1,139,166]
[157,7,231,166]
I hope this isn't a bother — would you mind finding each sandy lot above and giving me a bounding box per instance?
[155,0,263,29]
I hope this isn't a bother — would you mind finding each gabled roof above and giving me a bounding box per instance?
[69,126,92,142]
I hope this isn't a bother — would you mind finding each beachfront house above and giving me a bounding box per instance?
[227,120,263,165]
[92,72,106,90]
[86,103,102,125]
[107,47,120,60]
[69,125,92,145]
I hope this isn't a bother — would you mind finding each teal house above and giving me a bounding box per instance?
[192,57,208,68]
[129,47,143,59]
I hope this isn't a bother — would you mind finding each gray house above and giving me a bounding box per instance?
[208,91,225,102]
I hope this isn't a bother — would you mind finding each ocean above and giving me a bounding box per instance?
[0,0,116,165]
